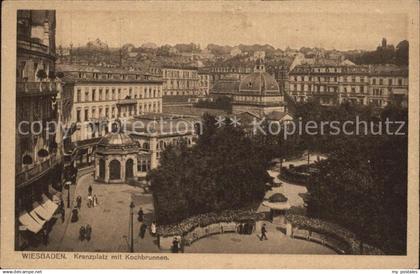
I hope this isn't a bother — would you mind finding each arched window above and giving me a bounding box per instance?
[126,159,134,178]
[142,142,149,150]
[109,159,121,180]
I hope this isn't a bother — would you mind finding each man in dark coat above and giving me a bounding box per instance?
[85,224,92,241]
[260,223,268,241]
[139,223,147,239]
[172,237,179,253]
[88,185,93,196]
[137,208,144,222]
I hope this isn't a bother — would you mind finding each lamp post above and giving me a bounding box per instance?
[65,181,72,208]
[129,201,135,253]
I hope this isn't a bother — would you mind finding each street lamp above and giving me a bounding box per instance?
[64,181,72,208]
[129,201,135,253]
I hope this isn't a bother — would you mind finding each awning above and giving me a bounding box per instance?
[41,194,59,216]
[29,209,46,226]
[18,211,43,233]
[32,202,53,221]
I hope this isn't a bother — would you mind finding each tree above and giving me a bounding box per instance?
[306,105,408,254]
[148,114,270,225]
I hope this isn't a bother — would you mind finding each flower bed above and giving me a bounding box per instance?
[157,209,265,237]
[286,214,384,255]
[279,167,309,185]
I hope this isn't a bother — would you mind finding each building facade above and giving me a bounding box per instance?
[198,72,211,96]
[288,64,408,107]
[161,66,200,97]
[232,58,286,117]
[57,65,164,168]
[15,10,63,249]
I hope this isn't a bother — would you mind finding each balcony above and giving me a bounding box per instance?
[16,153,61,189]
[116,98,137,105]
[16,81,58,96]
[17,36,55,58]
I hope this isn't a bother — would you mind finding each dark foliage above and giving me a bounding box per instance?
[148,114,271,225]
[305,105,408,254]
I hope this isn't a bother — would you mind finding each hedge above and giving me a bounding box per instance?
[286,214,384,255]
[157,209,265,237]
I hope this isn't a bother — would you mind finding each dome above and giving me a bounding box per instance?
[238,72,280,95]
[269,193,288,203]
[98,132,136,146]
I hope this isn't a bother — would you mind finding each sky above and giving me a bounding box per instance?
[55,2,409,51]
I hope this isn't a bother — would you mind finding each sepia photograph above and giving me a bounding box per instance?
[1,0,419,269]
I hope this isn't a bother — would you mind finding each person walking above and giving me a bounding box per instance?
[85,224,92,241]
[260,223,268,241]
[93,195,98,207]
[77,195,82,209]
[88,185,92,196]
[79,226,85,241]
[60,207,65,223]
[42,228,49,246]
[172,237,179,253]
[139,223,147,239]
[137,208,144,222]
[87,194,93,208]
[150,221,157,237]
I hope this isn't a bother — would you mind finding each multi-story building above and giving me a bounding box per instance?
[15,10,63,248]
[57,64,164,167]
[198,71,210,96]
[369,65,408,108]
[288,64,408,107]
[161,65,200,97]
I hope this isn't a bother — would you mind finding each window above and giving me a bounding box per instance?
[112,88,115,100]
[105,107,109,118]
[372,78,376,85]
[85,90,89,102]
[398,79,402,86]
[99,88,103,101]
[84,109,89,121]
[118,89,121,99]
[92,89,96,101]
[379,79,383,85]
[76,109,81,122]
[77,89,81,102]
[388,79,392,86]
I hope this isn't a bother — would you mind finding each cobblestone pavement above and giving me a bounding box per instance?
[31,173,160,253]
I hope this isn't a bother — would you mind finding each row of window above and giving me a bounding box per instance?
[290,75,405,86]
[163,69,198,79]
[75,102,161,122]
[75,85,162,102]
[165,79,199,89]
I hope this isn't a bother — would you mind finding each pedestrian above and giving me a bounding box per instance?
[79,226,85,241]
[85,224,92,241]
[88,185,92,196]
[139,223,147,239]
[179,236,185,253]
[61,207,65,223]
[42,228,49,246]
[93,195,98,207]
[137,208,144,222]
[87,194,93,208]
[172,237,179,253]
[150,221,157,237]
[71,208,79,223]
[260,223,268,241]
[77,195,82,209]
